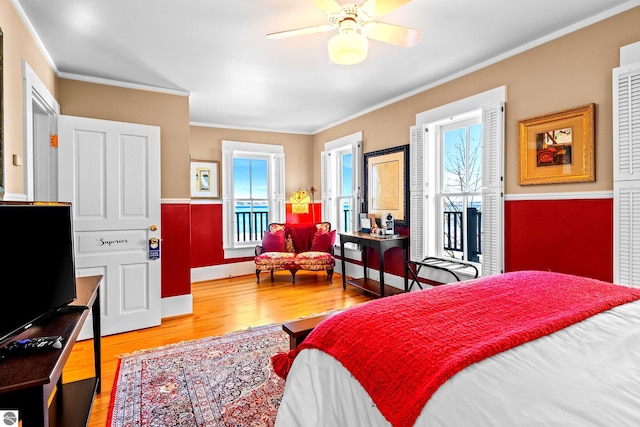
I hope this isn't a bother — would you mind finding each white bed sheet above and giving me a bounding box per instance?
[275,299,640,426]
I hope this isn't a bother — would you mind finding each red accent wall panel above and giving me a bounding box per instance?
[286,203,322,224]
[190,203,224,268]
[161,203,192,297]
[189,203,253,268]
[504,198,613,282]
[173,199,612,298]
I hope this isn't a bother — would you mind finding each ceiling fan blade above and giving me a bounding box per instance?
[364,21,422,47]
[360,0,412,18]
[267,24,334,40]
[313,0,342,14]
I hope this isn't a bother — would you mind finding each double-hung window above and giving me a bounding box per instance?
[334,148,353,232]
[232,156,269,242]
[221,140,285,258]
[321,132,363,234]
[410,87,505,277]
[439,116,483,262]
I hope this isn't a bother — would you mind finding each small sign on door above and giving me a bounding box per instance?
[149,238,160,260]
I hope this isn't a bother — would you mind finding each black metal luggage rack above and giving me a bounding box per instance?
[406,256,479,291]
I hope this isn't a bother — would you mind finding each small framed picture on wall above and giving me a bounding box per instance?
[190,160,220,199]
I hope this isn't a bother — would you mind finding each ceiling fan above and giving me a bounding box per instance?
[267,0,423,65]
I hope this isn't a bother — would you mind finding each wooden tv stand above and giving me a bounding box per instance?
[0,275,102,427]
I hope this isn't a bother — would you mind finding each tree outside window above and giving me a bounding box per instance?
[441,121,482,262]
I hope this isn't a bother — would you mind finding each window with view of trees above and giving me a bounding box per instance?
[410,86,505,277]
[440,119,482,262]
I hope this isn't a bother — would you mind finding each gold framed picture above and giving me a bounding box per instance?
[518,103,595,185]
[190,160,220,199]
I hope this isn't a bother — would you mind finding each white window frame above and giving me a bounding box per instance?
[221,140,285,258]
[321,132,363,253]
[411,86,505,278]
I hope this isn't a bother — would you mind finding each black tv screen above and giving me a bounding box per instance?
[0,202,77,345]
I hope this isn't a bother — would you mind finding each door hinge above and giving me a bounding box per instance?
[50,134,59,148]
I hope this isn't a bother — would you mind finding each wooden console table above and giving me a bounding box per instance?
[339,231,409,297]
[0,275,102,427]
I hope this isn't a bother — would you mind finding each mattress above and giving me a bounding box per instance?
[275,298,640,426]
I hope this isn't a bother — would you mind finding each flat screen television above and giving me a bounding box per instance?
[0,201,77,346]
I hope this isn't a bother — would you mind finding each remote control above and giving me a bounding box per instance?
[4,336,64,352]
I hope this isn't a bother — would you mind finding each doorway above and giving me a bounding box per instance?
[22,61,162,338]
[22,60,59,201]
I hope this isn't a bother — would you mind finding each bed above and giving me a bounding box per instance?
[272,270,640,426]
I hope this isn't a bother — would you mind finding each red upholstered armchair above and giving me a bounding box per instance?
[254,222,336,284]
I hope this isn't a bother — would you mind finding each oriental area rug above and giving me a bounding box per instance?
[108,324,288,427]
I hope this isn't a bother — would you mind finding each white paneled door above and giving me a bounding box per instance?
[58,116,161,337]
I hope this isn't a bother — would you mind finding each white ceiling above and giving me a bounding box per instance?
[14,0,640,134]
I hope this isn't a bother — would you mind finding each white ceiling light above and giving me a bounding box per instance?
[267,0,422,66]
[327,20,369,65]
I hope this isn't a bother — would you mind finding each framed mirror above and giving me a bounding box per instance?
[363,144,409,226]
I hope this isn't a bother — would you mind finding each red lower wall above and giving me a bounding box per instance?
[189,202,323,269]
[161,203,192,298]
[345,198,613,283]
[504,198,613,282]
[190,203,225,268]
[189,203,253,268]
[162,197,614,299]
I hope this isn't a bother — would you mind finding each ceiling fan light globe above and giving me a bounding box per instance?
[328,32,369,65]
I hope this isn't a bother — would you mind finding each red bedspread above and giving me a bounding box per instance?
[273,271,640,427]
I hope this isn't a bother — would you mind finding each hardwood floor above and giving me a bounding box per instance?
[63,271,373,426]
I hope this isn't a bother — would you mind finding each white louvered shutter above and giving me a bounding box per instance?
[320,150,333,222]
[613,65,640,182]
[271,152,286,223]
[480,103,505,276]
[614,182,640,287]
[350,140,363,232]
[409,125,427,261]
[221,148,235,249]
[613,62,640,287]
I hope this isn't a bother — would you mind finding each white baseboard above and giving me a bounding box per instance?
[191,261,256,283]
[161,293,193,318]
[1,193,27,201]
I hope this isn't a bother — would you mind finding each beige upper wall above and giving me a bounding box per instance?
[2,1,191,200]
[57,79,191,199]
[189,126,313,197]
[313,6,640,196]
[1,0,57,196]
